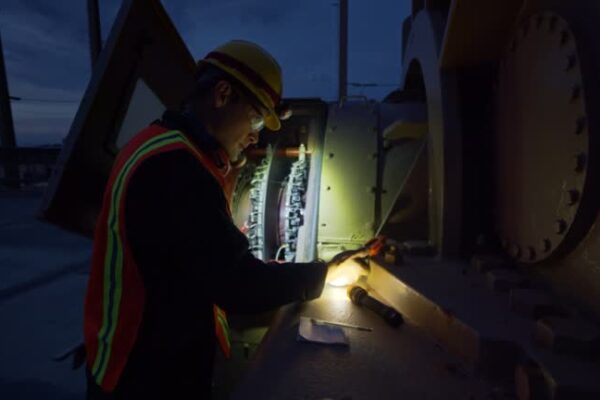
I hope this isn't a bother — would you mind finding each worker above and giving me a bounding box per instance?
[83,40,364,399]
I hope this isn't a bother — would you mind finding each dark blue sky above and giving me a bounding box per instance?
[1,0,409,145]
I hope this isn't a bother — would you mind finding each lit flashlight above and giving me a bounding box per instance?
[326,256,369,287]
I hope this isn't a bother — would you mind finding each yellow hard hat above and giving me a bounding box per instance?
[199,40,284,131]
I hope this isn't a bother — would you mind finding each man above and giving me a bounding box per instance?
[83,40,361,399]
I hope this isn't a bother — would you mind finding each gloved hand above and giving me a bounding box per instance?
[325,252,370,287]
[323,236,386,287]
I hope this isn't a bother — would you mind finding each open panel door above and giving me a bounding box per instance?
[39,0,196,237]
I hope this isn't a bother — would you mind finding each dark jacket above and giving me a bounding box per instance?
[86,111,327,399]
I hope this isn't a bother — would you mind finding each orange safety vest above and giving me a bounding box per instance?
[84,125,232,391]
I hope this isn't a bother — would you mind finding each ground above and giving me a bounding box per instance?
[0,190,90,399]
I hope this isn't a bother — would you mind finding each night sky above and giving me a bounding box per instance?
[1,0,409,146]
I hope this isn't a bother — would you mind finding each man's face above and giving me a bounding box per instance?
[211,80,266,161]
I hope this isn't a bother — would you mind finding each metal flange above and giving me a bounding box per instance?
[494,12,590,263]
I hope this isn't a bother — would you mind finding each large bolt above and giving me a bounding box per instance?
[527,247,537,261]
[570,85,581,102]
[575,116,587,135]
[567,189,580,206]
[574,153,586,173]
[560,30,570,46]
[555,219,568,235]
[565,54,577,71]
[541,238,552,253]
[509,243,522,259]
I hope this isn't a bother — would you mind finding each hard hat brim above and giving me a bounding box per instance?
[264,112,281,131]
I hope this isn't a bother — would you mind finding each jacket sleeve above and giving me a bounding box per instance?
[126,150,327,314]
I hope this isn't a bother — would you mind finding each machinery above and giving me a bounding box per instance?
[38,0,600,397]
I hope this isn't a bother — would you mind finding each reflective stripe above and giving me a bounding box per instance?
[216,315,231,346]
[93,131,189,382]
[92,128,232,384]
[214,306,231,355]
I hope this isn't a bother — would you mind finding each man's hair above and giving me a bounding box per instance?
[181,63,261,110]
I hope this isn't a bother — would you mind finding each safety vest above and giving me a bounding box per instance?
[84,125,232,391]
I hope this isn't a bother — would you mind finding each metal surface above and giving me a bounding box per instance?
[317,101,378,250]
[368,258,600,395]
[494,12,591,263]
[377,102,428,234]
[378,140,429,242]
[230,99,327,263]
[115,79,166,149]
[39,0,196,237]
[506,0,600,317]
[439,0,525,68]
[231,286,491,400]
[402,8,463,257]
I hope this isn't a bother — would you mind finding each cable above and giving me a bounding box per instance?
[274,244,288,261]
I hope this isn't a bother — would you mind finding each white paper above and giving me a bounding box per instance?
[297,316,349,346]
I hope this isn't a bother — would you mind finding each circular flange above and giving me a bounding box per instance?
[494,12,590,263]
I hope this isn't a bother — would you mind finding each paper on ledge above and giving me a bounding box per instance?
[297,316,349,346]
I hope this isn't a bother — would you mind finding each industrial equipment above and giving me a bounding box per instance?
[38,0,600,398]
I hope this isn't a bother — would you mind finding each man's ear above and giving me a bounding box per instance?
[213,80,233,108]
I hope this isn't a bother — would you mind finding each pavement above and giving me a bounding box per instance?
[0,190,91,399]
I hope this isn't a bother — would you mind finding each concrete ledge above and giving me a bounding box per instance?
[366,258,526,379]
[366,257,600,393]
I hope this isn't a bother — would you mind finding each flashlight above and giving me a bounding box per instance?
[348,286,404,328]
